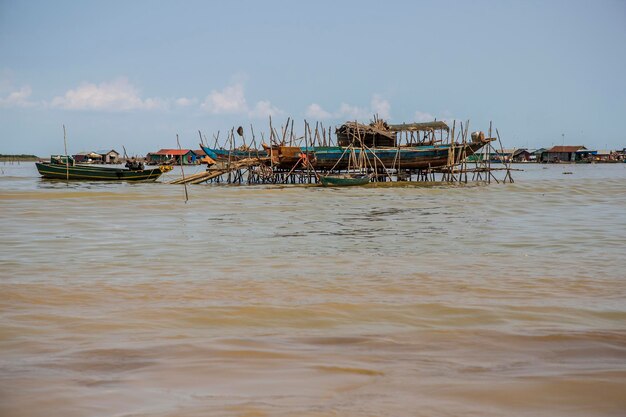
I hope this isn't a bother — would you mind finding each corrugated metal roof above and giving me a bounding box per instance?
[153,149,195,156]
[546,146,586,153]
[498,148,517,155]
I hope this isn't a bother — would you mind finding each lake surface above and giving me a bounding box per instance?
[1,163,625,416]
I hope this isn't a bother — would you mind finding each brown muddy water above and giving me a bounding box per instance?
[1,163,625,416]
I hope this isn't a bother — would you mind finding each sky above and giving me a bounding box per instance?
[1,0,625,155]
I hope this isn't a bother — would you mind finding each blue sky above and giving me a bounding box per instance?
[1,0,625,155]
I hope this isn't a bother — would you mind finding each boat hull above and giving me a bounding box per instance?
[313,142,486,170]
[200,145,267,161]
[35,163,166,181]
[202,141,489,170]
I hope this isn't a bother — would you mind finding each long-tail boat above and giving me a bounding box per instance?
[35,156,171,181]
[267,120,492,170]
[199,119,492,171]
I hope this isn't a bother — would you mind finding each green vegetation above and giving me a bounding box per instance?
[0,154,40,161]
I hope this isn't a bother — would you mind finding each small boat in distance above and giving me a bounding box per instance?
[35,155,171,181]
[319,173,371,187]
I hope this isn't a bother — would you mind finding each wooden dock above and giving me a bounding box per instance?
[170,157,270,185]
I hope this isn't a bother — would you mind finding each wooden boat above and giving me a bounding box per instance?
[199,144,267,161]
[312,141,489,171]
[320,173,370,187]
[259,126,491,171]
[199,120,493,171]
[262,144,316,168]
[35,160,170,181]
[314,120,492,170]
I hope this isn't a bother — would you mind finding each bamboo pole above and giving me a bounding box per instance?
[488,121,492,184]
[63,125,69,181]
[198,130,205,147]
[307,121,313,182]
[496,128,514,183]
[314,122,320,147]
[281,117,290,145]
[372,134,378,181]
[227,128,234,183]
[176,134,188,202]
[359,141,393,182]
[250,124,259,158]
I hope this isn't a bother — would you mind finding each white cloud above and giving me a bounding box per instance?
[305,103,333,119]
[414,110,437,122]
[50,78,166,111]
[338,103,370,120]
[0,85,37,108]
[304,94,390,121]
[201,83,248,114]
[371,95,391,119]
[1,77,282,118]
[249,100,283,118]
[201,82,282,119]
[175,97,198,107]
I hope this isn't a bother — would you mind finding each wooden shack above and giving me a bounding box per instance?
[541,146,588,162]
[147,149,197,165]
[95,149,120,164]
[512,148,531,162]
[73,151,102,163]
[529,148,547,162]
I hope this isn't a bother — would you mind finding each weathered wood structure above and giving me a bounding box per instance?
[169,117,514,186]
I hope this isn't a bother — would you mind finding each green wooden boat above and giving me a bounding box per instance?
[35,161,170,181]
[319,173,371,187]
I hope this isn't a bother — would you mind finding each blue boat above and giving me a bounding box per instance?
[311,143,486,170]
[199,145,267,161]
[201,142,488,170]
[199,120,492,171]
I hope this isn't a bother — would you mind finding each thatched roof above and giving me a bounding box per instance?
[338,121,396,140]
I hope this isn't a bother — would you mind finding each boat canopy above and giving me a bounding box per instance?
[387,121,450,132]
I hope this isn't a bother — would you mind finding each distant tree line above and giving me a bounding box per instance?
[0,154,40,160]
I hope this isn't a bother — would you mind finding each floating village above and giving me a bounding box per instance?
[28,117,626,186]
